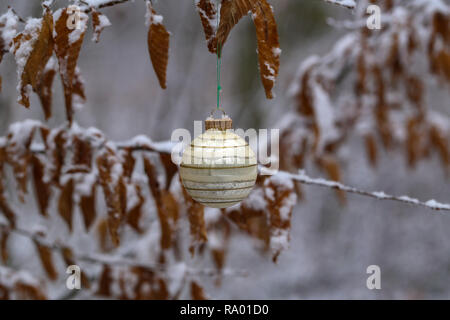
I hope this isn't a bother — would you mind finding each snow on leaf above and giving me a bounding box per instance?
[0,8,19,92]
[96,145,126,246]
[53,8,88,123]
[252,0,280,99]
[12,9,54,108]
[263,175,296,262]
[196,0,218,53]
[91,9,111,43]
[0,266,47,299]
[146,1,170,89]
[5,119,42,202]
[126,184,144,233]
[143,155,179,250]
[181,179,207,255]
[323,0,356,9]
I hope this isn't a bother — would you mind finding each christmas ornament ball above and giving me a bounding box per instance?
[180,117,257,208]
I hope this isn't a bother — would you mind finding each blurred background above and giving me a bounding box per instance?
[1,0,450,299]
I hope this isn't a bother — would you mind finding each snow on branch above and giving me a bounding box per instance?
[26,133,450,214]
[323,0,357,9]
[80,0,131,11]
[0,221,247,278]
[260,167,450,213]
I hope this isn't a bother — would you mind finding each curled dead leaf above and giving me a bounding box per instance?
[13,8,54,108]
[54,8,88,122]
[196,0,217,53]
[216,0,258,55]
[34,242,58,281]
[252,0,280,99]
[146,1,170,89]
[91,9,111,43]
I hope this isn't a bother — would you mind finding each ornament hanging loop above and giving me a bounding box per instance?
[209,107,227,119]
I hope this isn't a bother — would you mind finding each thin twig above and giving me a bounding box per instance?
[27,137,450,213]
[80,0,132,13]
[322,0,356,9]
[260,167,450,213]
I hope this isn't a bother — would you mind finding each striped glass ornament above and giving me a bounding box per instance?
[180,117,257,208]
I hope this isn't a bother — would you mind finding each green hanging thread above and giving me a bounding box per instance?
[216,8,221,111]
[216,44,221,110]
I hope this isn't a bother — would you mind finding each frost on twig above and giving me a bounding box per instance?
[260,167,450,213]
[323,0,357,9]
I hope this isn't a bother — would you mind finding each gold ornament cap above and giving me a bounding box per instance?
[205,108,233,131]
[205,116,232,131]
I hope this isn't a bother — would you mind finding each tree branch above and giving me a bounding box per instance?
[0,222,247,278]
[322,0,357,9]
[79,0,132,13]
[260,167,450,213]
[27,136,450,214]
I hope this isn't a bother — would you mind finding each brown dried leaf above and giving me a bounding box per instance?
[35,242,58,280]
[13,283,47,300]
[127,184,144,233]
[364,134,377,167]
[97,218,113,252]
[191,281,208,300]
[96,264,112,296]
[131,266,169,300]
[430,126,450,168]
[54,8,88,122]
[61,247,90,289]
[80,184,96,230]
[263,177,296,262]
[122,148,136,179]
[0,147,16,227]
[317,156,346,204]
[0,267,47,300]
[91,9,110,43]
[73,136,92,169]
[13,8,54,108]
[5,121,39,202]
[72,66,86,103]
[158,191,179,250]
[31,154,52,217]
[208,214,231,280]
[49,129,66,185]
[159,152,177,190]
[36,57,57,120]
[373,66,392,148]
[181,183,207,255]
[97,147,126,246]
[252,0,280,99]
[196,0,217,53]
[216,0,258,55]
[143,154,162,202]
[58,179,74,231]
[0,229,9,264]
[143,155,178,249]
[146,2,170,89]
